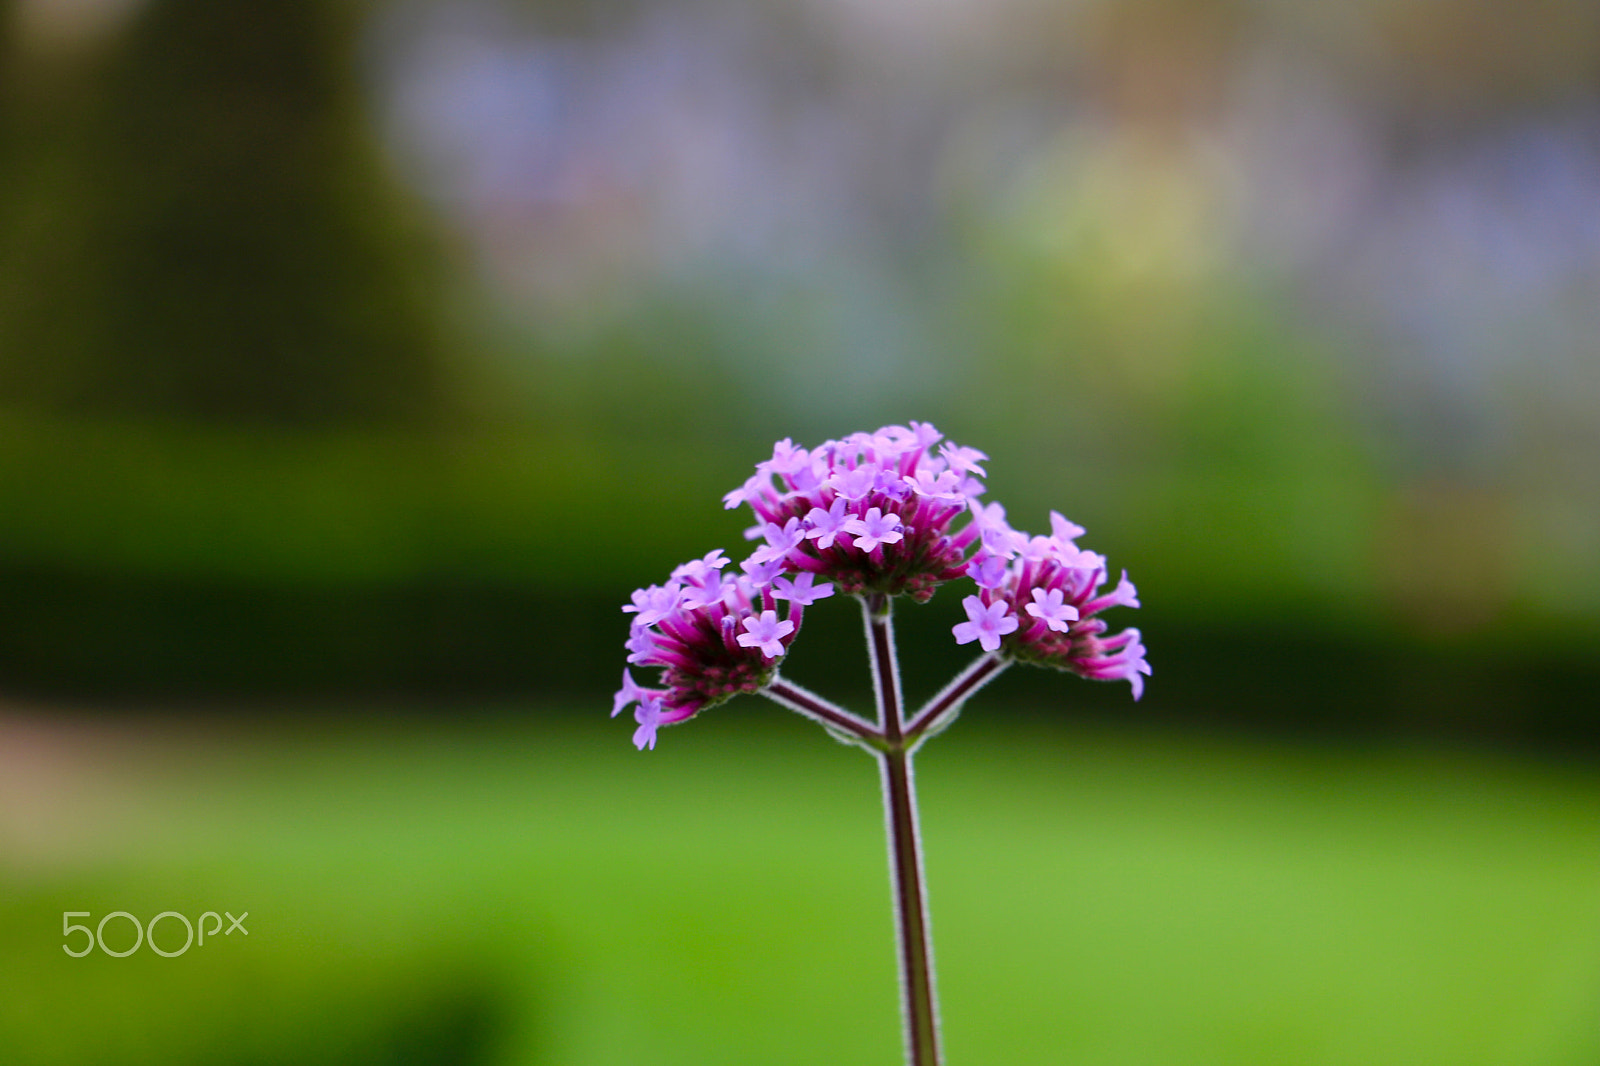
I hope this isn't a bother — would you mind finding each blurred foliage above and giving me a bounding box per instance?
[0,0,1596,740]
[0,0,444,426]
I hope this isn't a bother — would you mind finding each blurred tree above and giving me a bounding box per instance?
[0,0,446,426]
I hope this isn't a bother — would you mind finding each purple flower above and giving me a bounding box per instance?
[1049,511,1086,545]
[967,552,1010,589]
[612,669,664,718]
[804,498,851,550]
[622,582,682,627]
[772,571,834,606]
[830,465,878,500]
[679,574,730,612]
[671,549,730,583]
[760,439,810,478]
[970,501,1024,559]
[721,423,987,600]
[1083,570,1140,613]
[722,473,766,510]
[938,443,988,478]
[615,552,814,745]
[750,517,806,565]
[874,467,915,502]
[1070,628,1151,700]
[903,468,965,501]
[842,507,904,553]
[740,554,786,587]
[633,697,663,751]
[616,425,1152,748]
[952,595,1019,652]
[875,425,922,452]
[624,624,660,664]
[960,513,1151,700]
[738,610,796,659]
[1024,587,1079,632]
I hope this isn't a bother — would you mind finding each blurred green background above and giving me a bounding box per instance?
[2,0,1598,1062]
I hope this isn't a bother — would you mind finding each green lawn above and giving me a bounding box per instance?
[2,707,1597,1065]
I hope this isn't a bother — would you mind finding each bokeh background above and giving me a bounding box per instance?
[2,0,1598,1062]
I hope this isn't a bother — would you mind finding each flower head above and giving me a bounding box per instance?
[723,423,990,600]
[616,427,1152,750]
[956,515,1151,699]
[614,553,816,746]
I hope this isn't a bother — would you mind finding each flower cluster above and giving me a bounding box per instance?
[722,423,989,600]
[614,550,833,749]
[952,510,1152,699]
[615,423,1150,748]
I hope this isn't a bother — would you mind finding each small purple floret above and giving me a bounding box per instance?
[633,697,663,751]
[772,572,834,606]
[738,610,796,659]
[952,595,1018,652]
[1025,587,1079,632]
[843,507,905,553]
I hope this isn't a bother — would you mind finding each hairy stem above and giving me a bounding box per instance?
[903,652,1011,749]
[763,676,882,746]
[863,594,941,1066]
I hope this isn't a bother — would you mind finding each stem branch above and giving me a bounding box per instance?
[903,652,1011,748]
[763,677,882,746]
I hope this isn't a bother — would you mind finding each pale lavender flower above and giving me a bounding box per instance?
[968,552,1010,589]
[904,468,965,501]
[843,507,905,553]
[938,443,988,478]
[772,571,834,606]
[830,465,879,500]
[612,668,663,718]
[1049,511,1086,545]
[678,564,732,611]
[760,439,810,478]
[671,549,730,583]
[762,516,807,553]
[1025,587,1079,632]
[633,696,663,751]
[623,582,682,627]
[952,595,1019,652]
[804,498,851,550]
[971,501,1025,559]
[738,610,796,658]
[740,554,786,587]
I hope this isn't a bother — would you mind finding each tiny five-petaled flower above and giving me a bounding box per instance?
[952,595,1019,651]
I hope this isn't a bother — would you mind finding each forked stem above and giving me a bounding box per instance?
[763,676,883,747]
[904,651,1010,749]
[863,594,941,1066]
